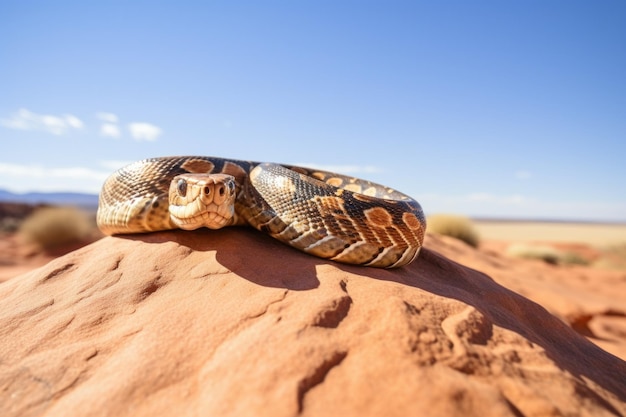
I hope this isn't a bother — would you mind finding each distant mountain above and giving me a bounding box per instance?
[0,189,99,209]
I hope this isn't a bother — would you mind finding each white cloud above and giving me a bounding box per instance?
[0,162,35,177]
[417,192,626,222]
[128,122,162,141]
[100,123,121,138]
[40,115,67,135]
[292,162,382,175]
[0,108,83,135]
[0,109,31,130]
[2,108,165,143]
[65,114,84,129]
[0,162,107,181]
[466,192,526,204]
[0,162,110,193]
[96,112,119,123]
[96,112,122,138]
[99,160,135,171]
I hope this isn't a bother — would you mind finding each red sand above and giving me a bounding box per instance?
[0,229,624,416]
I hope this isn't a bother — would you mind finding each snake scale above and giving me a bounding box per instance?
[96,156,426,268]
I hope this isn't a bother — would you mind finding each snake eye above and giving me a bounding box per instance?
[227,181,235,193]
[177,179,187,197]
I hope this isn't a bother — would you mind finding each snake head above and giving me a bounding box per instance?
[168,173,237,230]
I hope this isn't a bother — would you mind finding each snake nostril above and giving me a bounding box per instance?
[204,186,211,195]
[219,186,225,196]
[177,179,187,197]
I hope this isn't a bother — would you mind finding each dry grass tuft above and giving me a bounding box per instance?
[559,251,591,266]
[427,214,480,247]
[594,243,626,270]
[506,244,561,264]
[0,202,41,235]
[18,206,95,251]
[506,243,591,266]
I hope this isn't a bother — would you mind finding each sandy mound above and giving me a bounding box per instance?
[431,235,626,361]
[1,228,625,417]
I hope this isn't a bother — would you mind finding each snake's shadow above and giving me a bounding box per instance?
[119,227,324,290]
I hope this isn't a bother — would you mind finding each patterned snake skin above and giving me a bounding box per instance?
[97,156,426,268]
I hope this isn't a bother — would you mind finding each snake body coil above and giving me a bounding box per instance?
[97,156,426,268]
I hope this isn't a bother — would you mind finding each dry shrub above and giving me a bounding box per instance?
[559,251,591,266]
[427,214,480,247]
[0,202,41,234]
[19,206,94,250]
[594,243,626,270]
[0,217,21,234]
[506,244,590,266]
[506,244,561,264]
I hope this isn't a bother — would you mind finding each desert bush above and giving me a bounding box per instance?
[507,244,592,266]
[559,251,591,266]
[18,206,94,250]
[0,202,42,234]
[0,217,21,234]
[593,243,626,270]
[426,214,480,247]
[506,244,561,264]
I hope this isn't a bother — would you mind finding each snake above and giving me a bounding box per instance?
[96,156,426,268]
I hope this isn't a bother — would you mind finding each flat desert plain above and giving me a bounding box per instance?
[473,219,626,246]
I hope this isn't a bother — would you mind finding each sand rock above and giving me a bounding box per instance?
[427,234,626,361]
[1,228,624,417]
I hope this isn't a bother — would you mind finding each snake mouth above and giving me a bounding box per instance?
[168,173,236,230]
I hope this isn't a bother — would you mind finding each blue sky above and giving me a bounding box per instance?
[1,1,625,221]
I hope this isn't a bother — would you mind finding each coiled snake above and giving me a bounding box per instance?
[96,156,426,268]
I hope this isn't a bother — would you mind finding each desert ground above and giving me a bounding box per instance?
[2,208,625,356]
[1,205,625,416]
[449,219,626,360]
